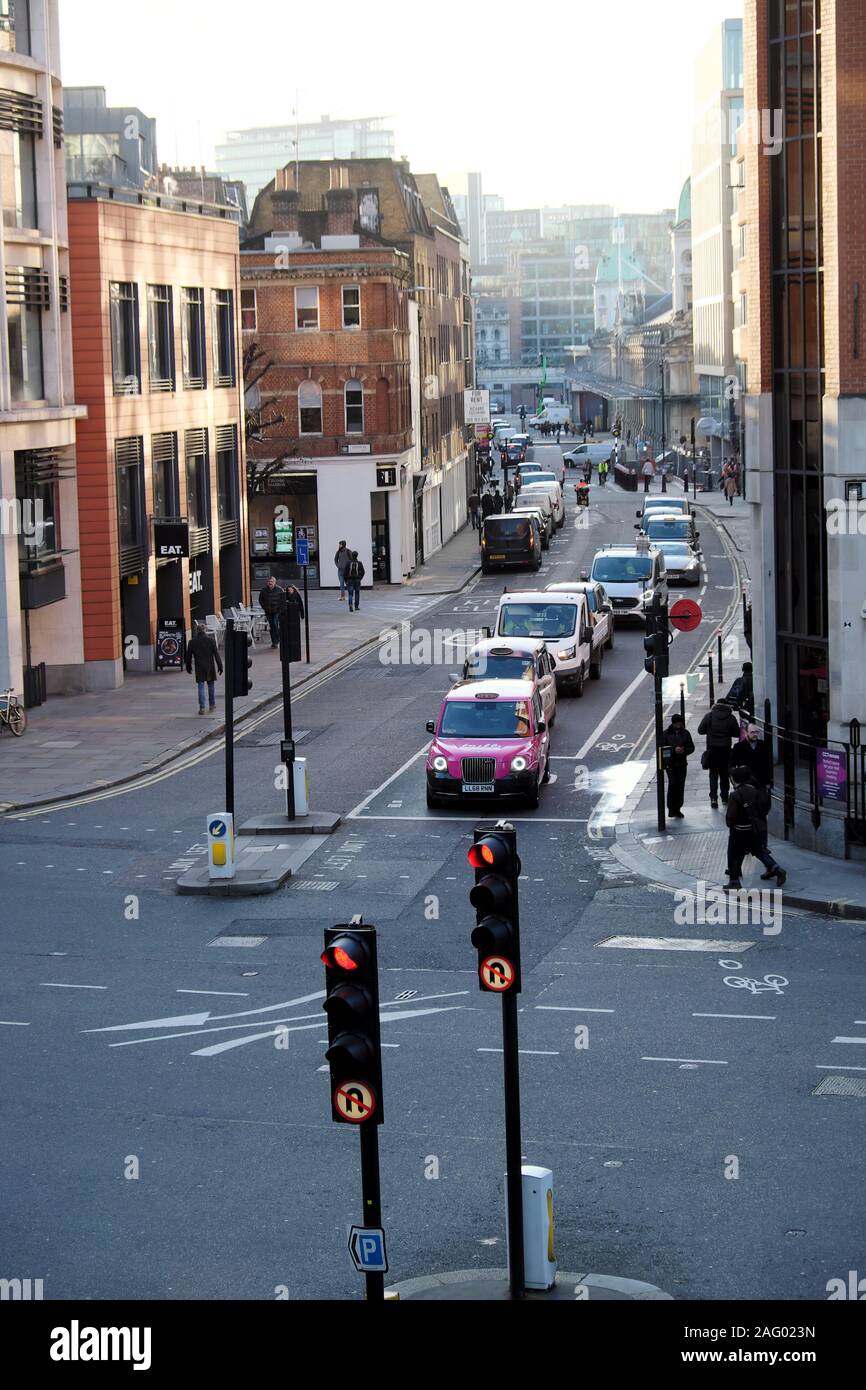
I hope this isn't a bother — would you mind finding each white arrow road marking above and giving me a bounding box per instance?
[103,1005,465,1053]
[83,989,326,1034]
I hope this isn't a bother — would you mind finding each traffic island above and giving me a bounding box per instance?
[175,834,322,896]
[385,1269,673,1301]
[238,812,341,836]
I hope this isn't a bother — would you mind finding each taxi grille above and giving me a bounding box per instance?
[461,757,496,783]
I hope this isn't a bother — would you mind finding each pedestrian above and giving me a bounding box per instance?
[284,582,305,621]
[185,620,223,715]
[662,712,695,818]
[556,426,561,444]
[346,550,365,612]
[480,489,495,520]
[583,458,592,484]
[597,457,609,486]
[641,457,655,493]
[725,660,754,717]
[682,465,689,493]
[697,698,741,809]
[731,721,770,786]
[334,540,351,601]
[492,486,504,515]
[725,767,786,890]
[724,471,737,506]
[258,574,287,647]
[469,491,480,531]
[504,479,514,511]
[627,427,632,447]
[582,427,587,444]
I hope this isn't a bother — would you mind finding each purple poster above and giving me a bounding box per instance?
[816,748,847,804]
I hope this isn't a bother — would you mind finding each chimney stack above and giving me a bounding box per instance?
[325,187,354,237]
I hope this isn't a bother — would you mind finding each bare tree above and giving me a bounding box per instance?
[244,341,300,493]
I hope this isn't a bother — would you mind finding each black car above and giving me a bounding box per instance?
[481,515,542,573]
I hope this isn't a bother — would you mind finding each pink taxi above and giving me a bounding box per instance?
[425,679,550,810]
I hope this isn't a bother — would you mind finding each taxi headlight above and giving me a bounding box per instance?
[433,756,448,772]
[511,756,528,772]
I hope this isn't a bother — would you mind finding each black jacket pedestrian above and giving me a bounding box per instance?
[347,558,365,584]
[259,583,287,617]
[725,778,770,834]
[492,491,503,514]
[284,585,305,620]
[726,670,754,716]
[663,722,695,767]
[480,492,495,519]
[698,702,740,750]
[731,735,771,786]
[185,629,223,683]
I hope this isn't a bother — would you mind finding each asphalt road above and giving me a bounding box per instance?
[1,442,863,1302]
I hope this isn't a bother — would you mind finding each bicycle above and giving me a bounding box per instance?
[0,689,27,737]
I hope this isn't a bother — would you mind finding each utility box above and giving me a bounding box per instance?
[506,1165,556,1290]
[293,758,309,816]
[207,813,235,880]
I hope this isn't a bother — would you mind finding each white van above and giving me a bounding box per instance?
[494,589,594,696]
[589,543,668,623]
[520,480,565,529]
[563,443,614,469]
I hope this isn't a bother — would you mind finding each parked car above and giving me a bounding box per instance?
[509,502,553,548]
[425,680,551,809]
[519,480,565,529]
[494,589,594,695]
[480,514,542,573]
[655,540,702,586]
[545,579,615,666]
[589,543,668,623]
[458,637,557,726]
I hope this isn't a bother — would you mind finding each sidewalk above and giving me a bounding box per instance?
[613,488,866,920]
[0,524,481,812]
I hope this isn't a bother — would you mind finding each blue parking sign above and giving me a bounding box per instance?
[348,1225,388,1274]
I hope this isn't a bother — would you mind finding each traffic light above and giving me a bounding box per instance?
[644,606,670,677]
[321,924,383,1125]
[229,627,253,697]
[468,824,521,993]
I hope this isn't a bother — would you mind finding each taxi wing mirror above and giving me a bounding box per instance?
[426,720,436,734]
[537,721,547,734]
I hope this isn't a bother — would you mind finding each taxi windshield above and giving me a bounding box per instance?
[499,603,577,639]
[465,654,535,681]
[439,699,532,739]
[645,519,690,540]
[591,555,652,581]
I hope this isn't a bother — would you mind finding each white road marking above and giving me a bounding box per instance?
[598,937,755,952]
[575,667,649,760]
[185,1005,462,1057]
[815,1064,866,1072]
[478,1048,560,1056]
[693,1013,776,1021]
[832,1036,866,1044]
[345,744,429,819]
[176,989,250,998]
[642,1056,728,1065]
[86,989,327,1033]
[354,814,589,824]
[383,991,469,1006]
[536,1006,614,1013]
[0,1021,31,1026]
[41,982,107,990]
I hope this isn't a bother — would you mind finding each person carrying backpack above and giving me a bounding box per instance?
[725,767,786,889]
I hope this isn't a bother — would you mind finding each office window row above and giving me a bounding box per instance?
[150,427,238,526]
[297,380,372,436]
[110,283,236,396]
[241,284,365,335]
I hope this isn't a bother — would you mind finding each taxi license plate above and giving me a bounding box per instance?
[462,782,495,794]
[487,553,506,560]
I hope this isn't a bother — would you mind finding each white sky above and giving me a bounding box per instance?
[59,0,741,213]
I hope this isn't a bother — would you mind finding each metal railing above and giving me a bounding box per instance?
[759,699,866,846]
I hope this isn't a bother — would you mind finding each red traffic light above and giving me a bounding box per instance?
[321,933,369,972]
[468,842,495,869]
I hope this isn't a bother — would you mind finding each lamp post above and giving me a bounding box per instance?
[659,358,667,465]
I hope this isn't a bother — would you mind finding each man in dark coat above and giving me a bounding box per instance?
[185,622,223,715]
[697,698,741,808]
[725,661,754,717]
[725,766,786,889]
[346,551,365,612]
[259,575,286,647]
[662,712,695,818]
[731,723,771,788]
[480,490,495,521]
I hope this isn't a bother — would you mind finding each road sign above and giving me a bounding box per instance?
[669,598,703,632]
[348,1226,388,1274]
[296,526,309,566]
[480,955,516,992]
[333,1079,377,1123]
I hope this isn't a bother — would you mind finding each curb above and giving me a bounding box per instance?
[3,561,482,814]
[385,1267,673,1302]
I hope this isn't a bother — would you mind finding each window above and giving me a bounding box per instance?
[1,130,37,229]
[15,447,65,566]
[147,284,175,392]
[2,0,31,54]
[345,380,364,433]
[185,429,209,531]
[115,438,145,562]
[241,288,257,332]
[295,286,319,330]
[151,433,178,519]
[211,289,235,386]
[342,285,360,328]
[216,425,238,523]
[110,282,140,394]
[299,380,322,434]
[7,301,43,400]
[181,288,206,389]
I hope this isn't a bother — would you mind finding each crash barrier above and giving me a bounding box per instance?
[614,463,638,491]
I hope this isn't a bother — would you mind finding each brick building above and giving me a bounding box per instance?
[67,184,247,685]
[246,159,473,579]
[741,0,866,857]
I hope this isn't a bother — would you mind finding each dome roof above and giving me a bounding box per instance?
[595,250,645,285]
[676,177,691,225]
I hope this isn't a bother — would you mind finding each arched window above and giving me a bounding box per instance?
[298,380,322,434]
[345,380,364,434]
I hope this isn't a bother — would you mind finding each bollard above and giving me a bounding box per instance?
[506,1166,556,1292]
[707,654,715,706]
[207,812,235,880]
[717,630,724,683]
[680,682,686,720]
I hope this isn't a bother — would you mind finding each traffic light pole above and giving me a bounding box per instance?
[359,1126,384,1302]
[224,619,235,819]
[502,991,525,1299]
[655,665,666,834]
